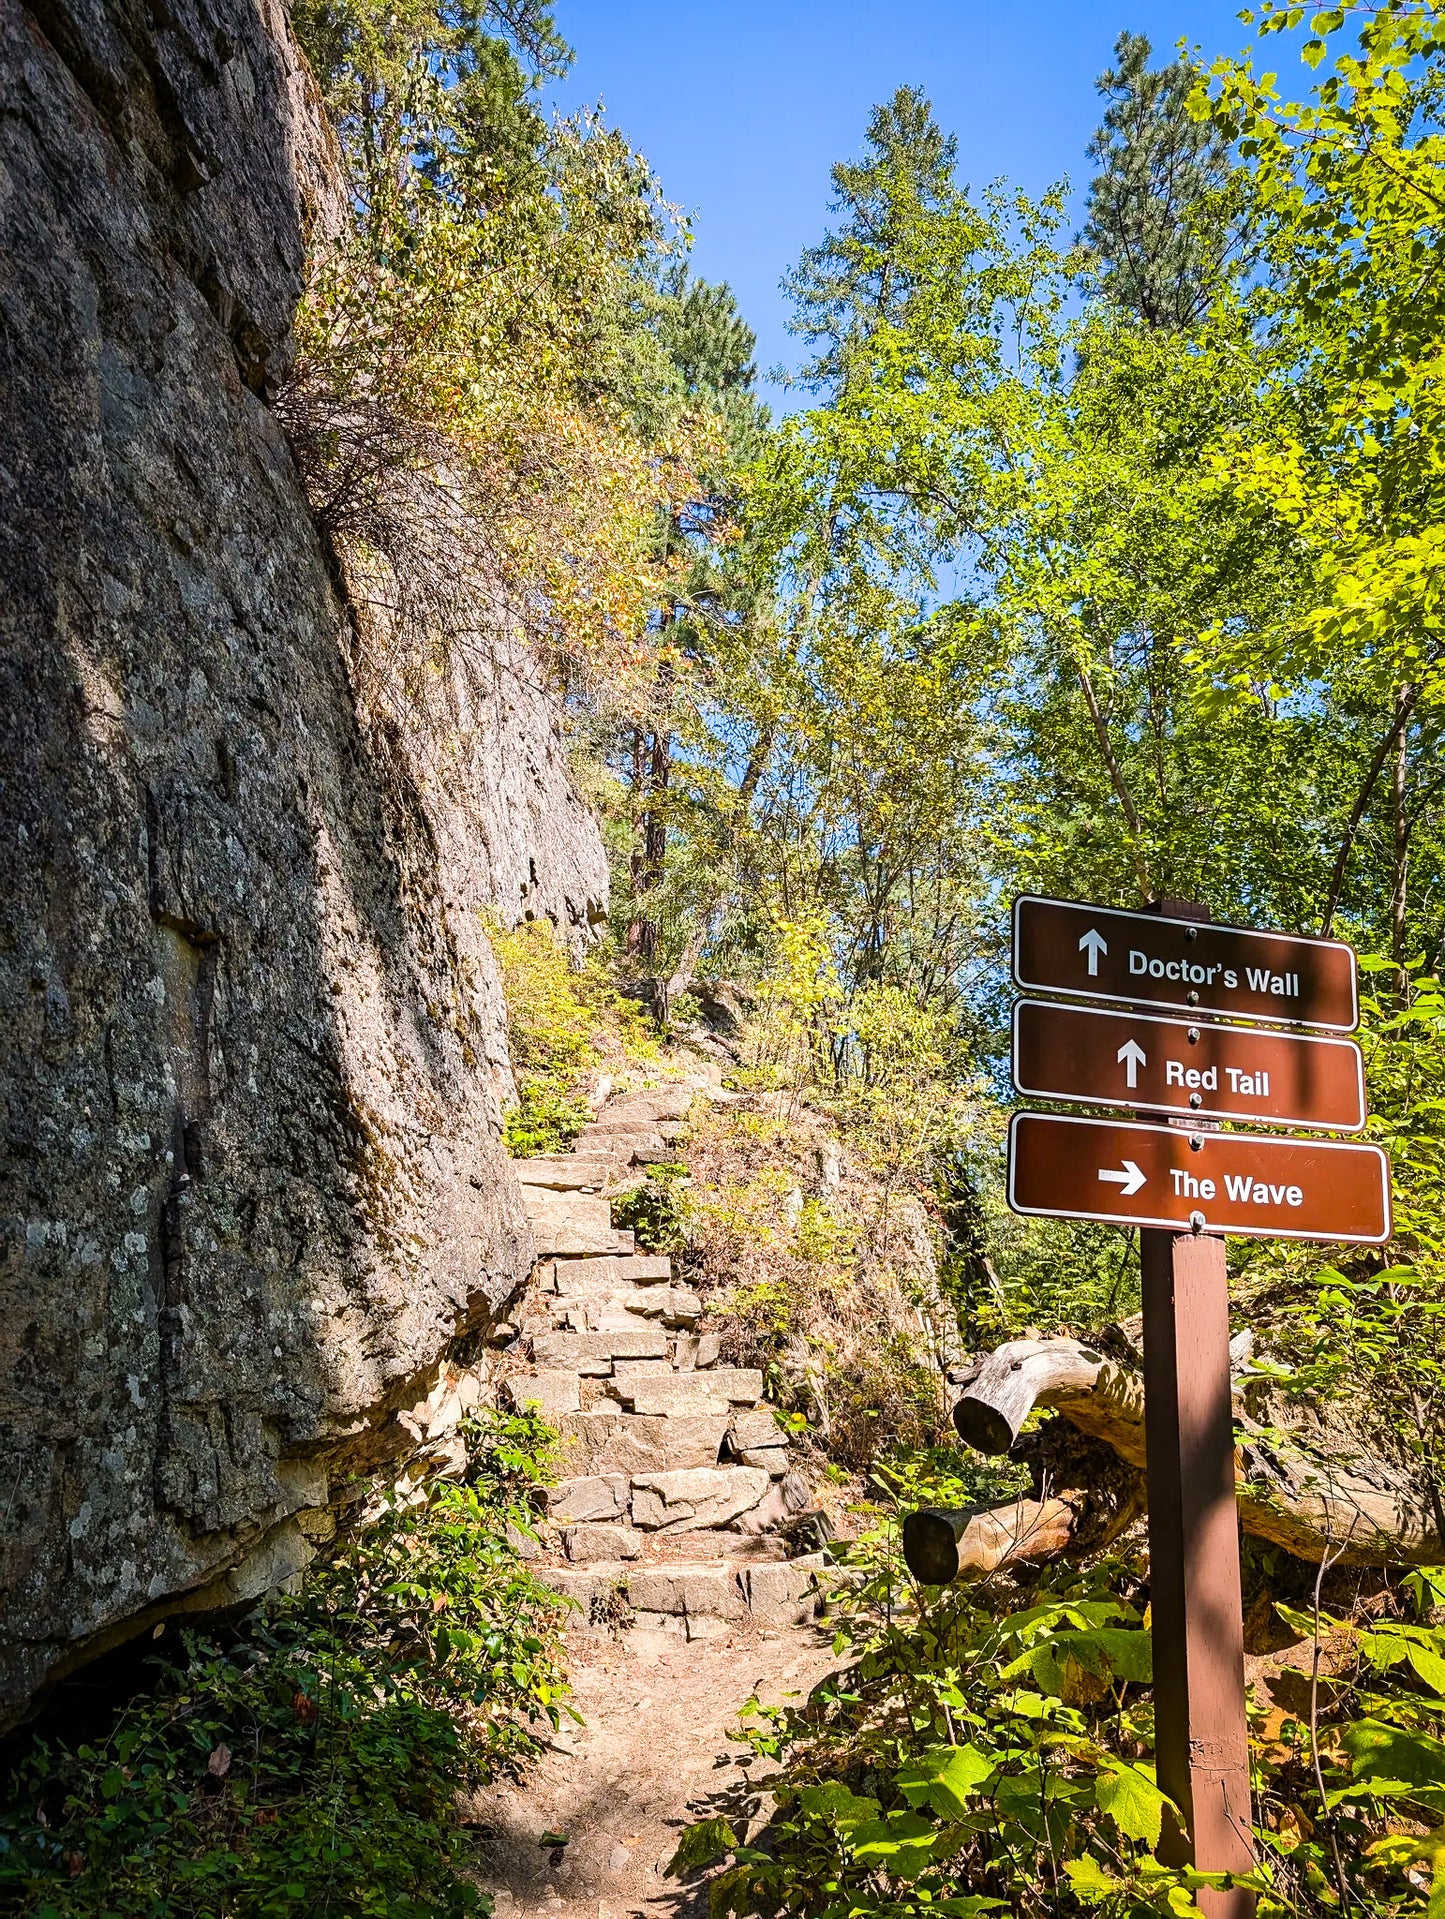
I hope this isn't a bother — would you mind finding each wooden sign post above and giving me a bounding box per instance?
[992,894,1387,1919]
[1139,903,1251,1919]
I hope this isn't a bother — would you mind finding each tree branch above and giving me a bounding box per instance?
[1321,682,1418,938]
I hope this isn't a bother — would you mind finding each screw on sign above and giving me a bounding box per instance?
[996,896,1391,1919]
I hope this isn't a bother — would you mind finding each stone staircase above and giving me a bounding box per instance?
[502,1074,823,1639]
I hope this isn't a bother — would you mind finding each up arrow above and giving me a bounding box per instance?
[1078,928,1108,977]
[1117,1039,1147,1089]
[1098,1160,1146,1197]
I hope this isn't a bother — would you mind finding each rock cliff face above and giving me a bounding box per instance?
[0,0,606,1721]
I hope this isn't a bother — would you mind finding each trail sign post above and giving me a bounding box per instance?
[998,894,1389,1919]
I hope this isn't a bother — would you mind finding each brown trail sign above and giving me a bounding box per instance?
[1007,1111,1390,1242]
[1012,998,1366,1131]
[1013,894,1359,1031]
[999,894,1386,1919]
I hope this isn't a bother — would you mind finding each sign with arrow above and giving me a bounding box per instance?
[1013,895,1359,1031]
[1012,999,1367,1131]
[1007,1112,1391,1242]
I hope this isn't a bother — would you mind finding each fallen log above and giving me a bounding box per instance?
[902,1497,1078,1584]
[950,1335,1444,1568]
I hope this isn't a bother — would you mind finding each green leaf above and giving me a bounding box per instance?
[1065,1855,1125,1902]
[795,1783,879,1829]
[665,1817,738,1876]
[1343,1718,1445,1800]
[896,1744,995,1817]
[848,1813,939,1880]
[1407,1639,1445,1696]
[1096,1761,1170,1846]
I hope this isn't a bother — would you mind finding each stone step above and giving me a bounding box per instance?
[671,1331,722,1369]
[606,1376,733,1418]
[528,1326,667,1374]
[546,1254,673,1290]
[597,1087,698,1125]
[513,1154,616,1191]
[562,1522,643,1563]
[727,1408,783,1448]
[504,1370,581,1415]
[551,1284,700,1329]
[608,1366,763,1415]
[525,1194,635,1258]
[732,1443,789,1476]
[631,1464,770,1531]
[548,1472,630,1523]
[555,1408,731,1477]
[537,1552,824,1638]
[574,1125,670,1163]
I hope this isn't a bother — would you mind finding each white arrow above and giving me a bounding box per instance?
[1117,1039,1147,1089]
[1078,928,1108,976]
[1098,1160,1146,1197]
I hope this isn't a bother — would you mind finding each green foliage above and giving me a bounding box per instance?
[485,917,656,1156]
[285,0,748,712]
[290,0,567,244]
[1227,968,1445,1465]
[0,1411,569,1918]
[1083,30,1247,330]
[672,1450,1445,1918]
[609,1162,689,1253]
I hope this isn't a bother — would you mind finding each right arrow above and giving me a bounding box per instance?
[1098,1159,1146,1196]
[1117,1038,1147,1088]
[1078,928,1108,977]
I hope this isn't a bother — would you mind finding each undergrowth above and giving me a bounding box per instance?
[0,1410,569,1918]
[668,1452,1445,1919]
[485,916,656,1156]
[677,1100,953,1476]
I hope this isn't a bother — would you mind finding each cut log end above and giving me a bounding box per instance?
[952,1396,1017,1456]
[902,1508,963,1585]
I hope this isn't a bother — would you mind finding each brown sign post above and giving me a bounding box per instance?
[1003,894,1388,1919]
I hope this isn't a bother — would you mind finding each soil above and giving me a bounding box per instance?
[471,1616,840,1919]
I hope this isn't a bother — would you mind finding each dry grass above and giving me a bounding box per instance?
[674,1092,957,1474]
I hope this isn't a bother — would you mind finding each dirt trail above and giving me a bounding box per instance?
[474,1617,839,1919]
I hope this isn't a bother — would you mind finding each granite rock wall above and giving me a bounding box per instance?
[0,0,606,1720]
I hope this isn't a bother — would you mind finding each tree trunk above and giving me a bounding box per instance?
[626,660,674,969]
[1391,685,1411,996]
[904,1497,1078,1584]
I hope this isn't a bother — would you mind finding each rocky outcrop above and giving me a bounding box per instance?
[0,0,606,1719]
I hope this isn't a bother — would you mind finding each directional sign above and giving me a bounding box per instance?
[1013,895,1359,1032]
[1007,1112,1390,1243]
[1012,1000,1366,1132]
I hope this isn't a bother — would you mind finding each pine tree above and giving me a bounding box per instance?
[1082,31,1240,330]
[786,85,959,390]
[625,273,767,972]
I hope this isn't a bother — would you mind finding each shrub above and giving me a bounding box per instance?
[669,1449,1445,1919]
[609,1162,689,1252]
[485,916,656,1156]
[0,1410,570,1917]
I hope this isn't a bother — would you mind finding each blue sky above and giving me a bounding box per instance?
[544,2,1278,406]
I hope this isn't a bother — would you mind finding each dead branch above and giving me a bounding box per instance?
[951,1335,1443,1568]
